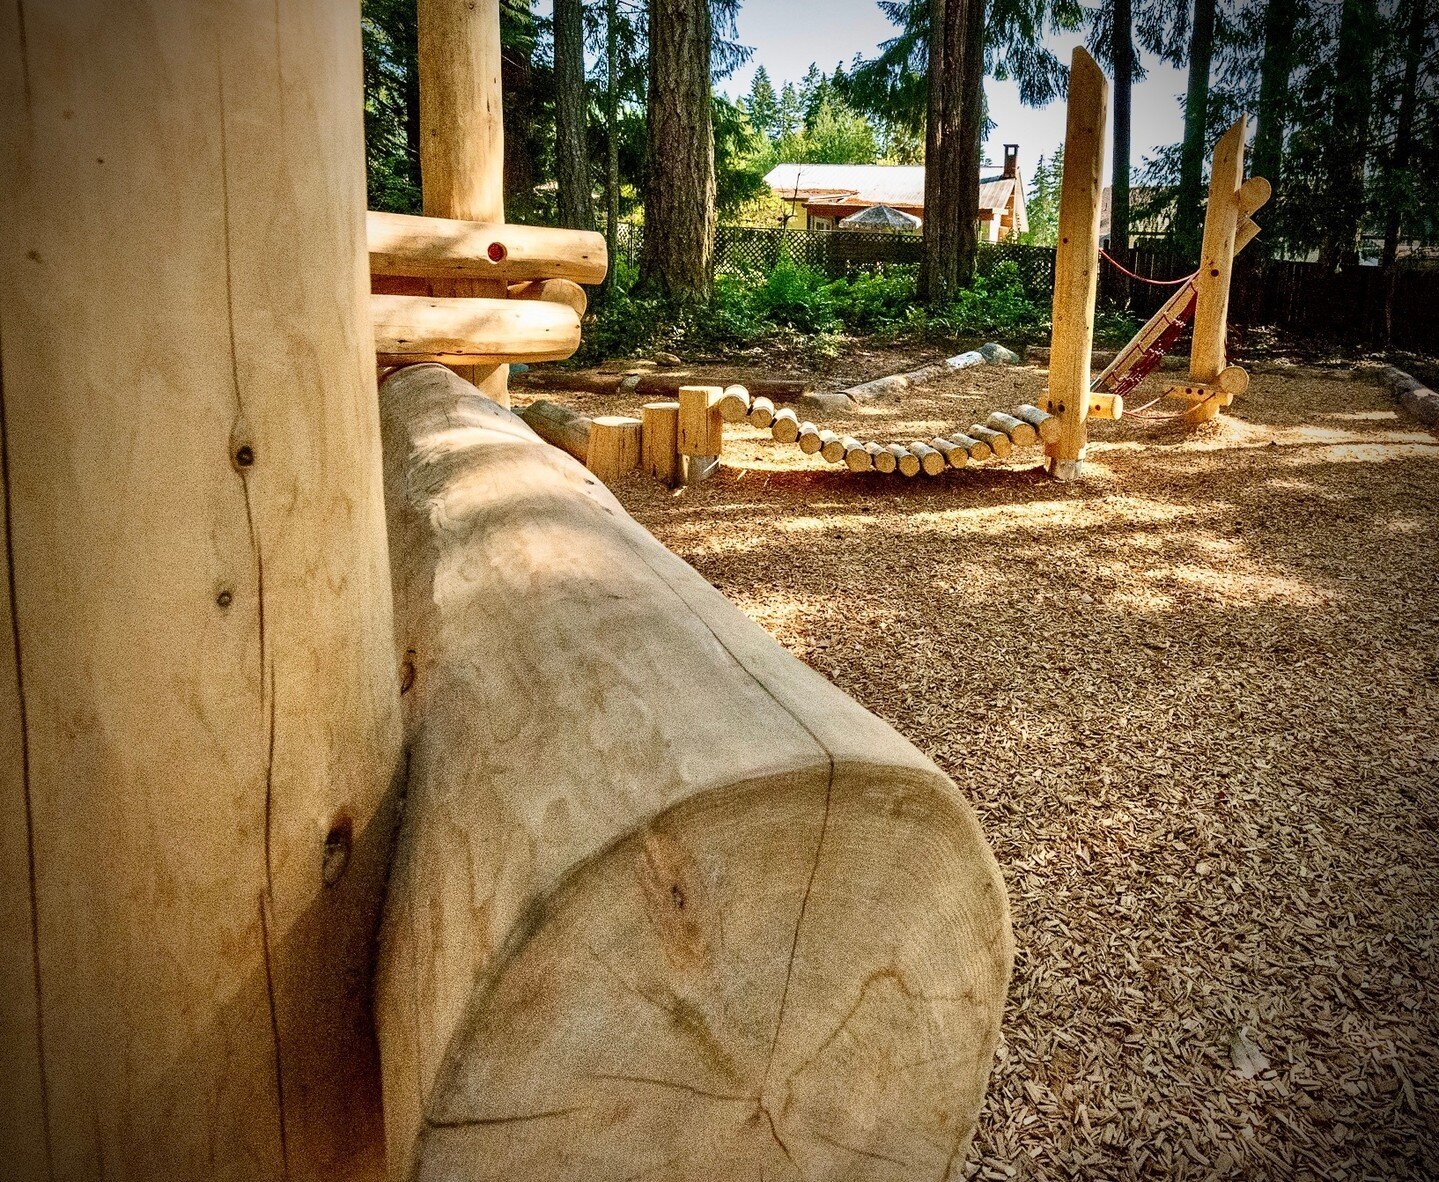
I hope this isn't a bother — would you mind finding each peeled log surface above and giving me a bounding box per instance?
[841,437,873,472]
[909,441,946,476]
[0,2,404,1175]
[717,386,752,423]
[1014,405,1062,445]
[368,209,608,285]
[986,412,1038,449]
[373,293,581,366]
[508,278,589,317]
[518,399,591,463]
[947,432,991,463]
[968,425,1012,459]
[375,364,1011,1181]
[587,416,643,482]
[932,438,969,469]
[771,407,802,444]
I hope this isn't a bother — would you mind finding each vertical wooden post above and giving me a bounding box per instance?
[0,1,403,1179]
[677,385,724,484]
[417,0,511,405]
[1188,116,1247,422]
[1044,48,1109,482]
[641,401,683,486]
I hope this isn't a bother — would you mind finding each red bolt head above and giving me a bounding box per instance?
[487,241,507,262]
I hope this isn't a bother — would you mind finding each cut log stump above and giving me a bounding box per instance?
[375,364,1012,1182]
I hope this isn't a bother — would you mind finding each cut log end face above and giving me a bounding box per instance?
[413,774,1011,1182]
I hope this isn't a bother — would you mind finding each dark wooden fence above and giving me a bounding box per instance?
[614,224,1439,353]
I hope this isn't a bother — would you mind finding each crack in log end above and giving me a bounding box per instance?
[808,1126,912,1169]
[761,1103,802,1178]
[634,830,710,973]
[581,1072,751,1104]
[426,1105,589,1131]
[582,945,747,1090]
[762,766,834,1095]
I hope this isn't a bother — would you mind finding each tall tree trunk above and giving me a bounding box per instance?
[1110,0,1133,253]
[1176,0,1216,257]
[605,0,621,285]
[1319,0,1378,272]
[501,10,539,221]
[402,7,422,197]
[640,0,715,302]
[554,0,594,230]
[921,0,981,305]
[957,0,985,284]
[1251,0,1297,225]
[1381,0,1428,338]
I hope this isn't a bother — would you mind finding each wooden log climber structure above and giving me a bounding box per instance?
[0,3,1012,1180]
[513,53,1268,493]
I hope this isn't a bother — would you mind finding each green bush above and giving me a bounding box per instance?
[923,262,1048,339]
[581,255,1093,362]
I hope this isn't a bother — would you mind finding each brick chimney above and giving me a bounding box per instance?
[1003,144,1019,179]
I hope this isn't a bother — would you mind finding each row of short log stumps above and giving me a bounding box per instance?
[518,382,1125,486]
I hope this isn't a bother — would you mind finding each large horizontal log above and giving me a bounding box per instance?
[375,364,1012,1181]
[517,399,590,462]
[373,293,581,366]
[369,209,608,285]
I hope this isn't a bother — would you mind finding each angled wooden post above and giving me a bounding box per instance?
[417,0,511,405]
[1186,116,1248,422]
[1044,48,1109,481]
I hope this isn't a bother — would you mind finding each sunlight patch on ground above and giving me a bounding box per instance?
[1153,562,1334,607]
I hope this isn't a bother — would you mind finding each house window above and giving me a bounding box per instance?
[810,216,834,232]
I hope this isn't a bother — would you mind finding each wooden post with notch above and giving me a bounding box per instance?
[417,0,511,404]
[1185,116,1247,423]
[1044,48,1108,481]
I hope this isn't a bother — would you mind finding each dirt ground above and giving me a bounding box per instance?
[516,361,1439,1180]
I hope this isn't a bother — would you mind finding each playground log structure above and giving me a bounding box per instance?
[0,2,1011,1181]
[545,49,1267,489]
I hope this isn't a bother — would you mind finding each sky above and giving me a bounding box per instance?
[716,0,1194,182]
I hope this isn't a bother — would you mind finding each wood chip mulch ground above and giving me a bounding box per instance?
[518,363,1439,1180]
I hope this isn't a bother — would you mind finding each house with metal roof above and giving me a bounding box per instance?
[762,145,1028,242]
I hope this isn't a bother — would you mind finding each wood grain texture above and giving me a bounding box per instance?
[1191,117,1247,385]
[641,401,683,486]
[1046,48,1109,480]
[372,294,582,366]
[0,2,403,1178]
[587,416,643,482]
[374,364,1012,1181]
[368,211,607,285]
[417,0,510,402]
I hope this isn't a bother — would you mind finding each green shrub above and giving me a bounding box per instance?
[923,263,1048,339]
[825,266,917,332]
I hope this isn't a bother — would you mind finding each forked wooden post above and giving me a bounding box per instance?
[1186,117,1248,423]
[417,0,511,404]
[1044,48,1109,481]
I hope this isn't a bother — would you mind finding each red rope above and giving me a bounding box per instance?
[1099,249,1198,286]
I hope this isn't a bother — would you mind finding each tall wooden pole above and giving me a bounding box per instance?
[417,0,511,405]
[1189,116,1247,415]
[1045,48,1109,481]
[0,1,403,1179]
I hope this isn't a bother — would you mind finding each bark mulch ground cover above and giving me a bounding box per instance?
[516,362,1439,1180]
